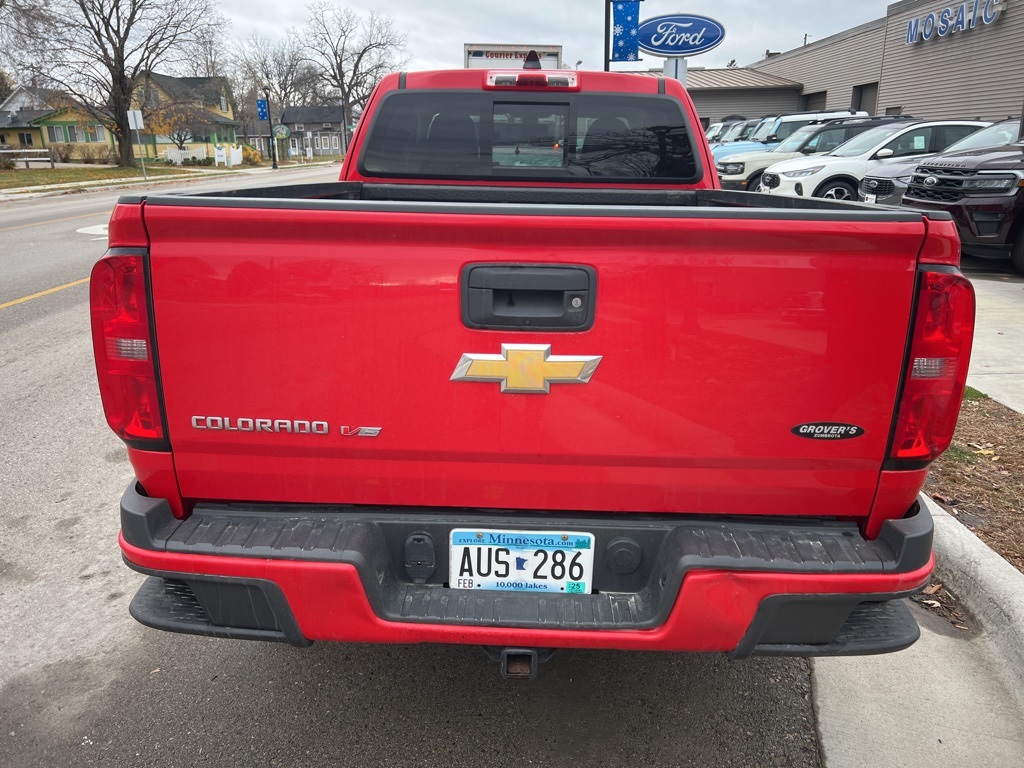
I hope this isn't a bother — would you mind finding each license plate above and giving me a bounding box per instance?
[449,529,595,594]
[863,193,877,204]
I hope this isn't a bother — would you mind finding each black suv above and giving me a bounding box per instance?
[902,119,1024,273]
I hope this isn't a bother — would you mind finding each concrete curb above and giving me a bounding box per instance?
[924,492,1024,707]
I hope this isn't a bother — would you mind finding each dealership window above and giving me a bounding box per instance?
[852,83,879,116]
[19,132,33,146]
[46,125,65,143]
[800,91,827,111]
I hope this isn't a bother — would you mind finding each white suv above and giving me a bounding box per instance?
[760,120,990,200]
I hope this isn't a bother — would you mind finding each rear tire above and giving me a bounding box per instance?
[1011,235,1024,275]
[816,180,857,201]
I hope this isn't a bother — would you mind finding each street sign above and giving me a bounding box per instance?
[127,110,144,130]
[256,99,268,121]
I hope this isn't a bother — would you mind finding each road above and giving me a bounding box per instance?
[1,172,1020,767]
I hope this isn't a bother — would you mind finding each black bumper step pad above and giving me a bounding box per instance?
[122,485,932,641]
[738,598,921,658]
[128,572,310,646]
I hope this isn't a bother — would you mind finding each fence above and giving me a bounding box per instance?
[165,147,207,165]
[0,148,55,169]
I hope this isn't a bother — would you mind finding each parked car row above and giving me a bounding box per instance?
[716,116,914,193]
[709,112,1023,273]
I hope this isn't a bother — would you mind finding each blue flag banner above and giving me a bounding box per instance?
[611,2,641,62]
[256,99,269,121]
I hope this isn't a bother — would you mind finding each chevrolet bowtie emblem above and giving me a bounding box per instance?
[451,344,602,394]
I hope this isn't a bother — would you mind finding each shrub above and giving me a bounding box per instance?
[241,144,262,166]
[50,143,75,163]
[76,144,113,164]
[0,155,14,171]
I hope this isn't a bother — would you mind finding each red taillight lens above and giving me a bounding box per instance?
[90,253,166,445]
[889,270,975,464]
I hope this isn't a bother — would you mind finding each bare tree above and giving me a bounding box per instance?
[6,0,213,166]
[184,12,229,78]
[302,2,409,135]
[0,69,14,102]
[233,32,327,110]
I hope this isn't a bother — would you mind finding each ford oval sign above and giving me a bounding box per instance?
[637,14,726,57]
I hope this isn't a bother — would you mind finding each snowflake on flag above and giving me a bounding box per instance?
[610,1,641,63]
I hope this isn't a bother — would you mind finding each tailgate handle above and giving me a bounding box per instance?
[462,264,596,331]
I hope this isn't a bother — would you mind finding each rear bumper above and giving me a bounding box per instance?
[119,482,934,656]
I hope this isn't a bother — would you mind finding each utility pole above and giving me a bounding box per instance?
[604,0,611,71]
[264,89,278,170]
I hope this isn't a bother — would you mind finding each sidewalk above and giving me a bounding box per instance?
[0,161,337,201]
[967,269,1024,412]
[815,264,1024,767]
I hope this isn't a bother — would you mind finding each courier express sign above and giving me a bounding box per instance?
[905,0,1004,44]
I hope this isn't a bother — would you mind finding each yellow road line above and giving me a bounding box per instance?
[0,277,90,310]
[0,211,111,233]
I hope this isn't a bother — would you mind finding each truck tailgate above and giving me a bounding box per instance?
[143,201,924,518]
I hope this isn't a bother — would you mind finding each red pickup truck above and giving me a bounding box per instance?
[92,65,975,678]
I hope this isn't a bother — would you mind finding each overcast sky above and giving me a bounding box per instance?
[219,0,894,71]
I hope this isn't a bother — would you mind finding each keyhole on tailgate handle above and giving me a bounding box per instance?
[571,296,583,309]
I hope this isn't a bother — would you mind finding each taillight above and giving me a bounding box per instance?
[889,269,975,465]
[90,252,166,447]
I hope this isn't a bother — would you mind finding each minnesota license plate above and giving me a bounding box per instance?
[449,529,595,594]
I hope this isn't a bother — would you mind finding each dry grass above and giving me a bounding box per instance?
[925,387,1024,573]
[0,165,197,190]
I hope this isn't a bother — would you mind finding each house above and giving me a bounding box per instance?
[0,86,110,154]
[136,73,241,159]
[279,106,347,157]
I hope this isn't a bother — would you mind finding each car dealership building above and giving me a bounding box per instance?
[687,0,1023,124]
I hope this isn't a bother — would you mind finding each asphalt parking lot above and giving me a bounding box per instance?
[1,172,1022,767]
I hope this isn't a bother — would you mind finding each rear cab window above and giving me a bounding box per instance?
[359,91,702,183]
